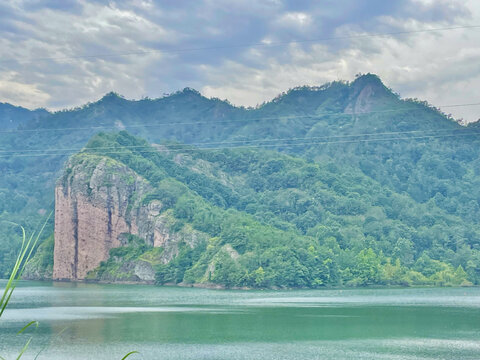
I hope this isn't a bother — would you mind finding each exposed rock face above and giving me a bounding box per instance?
[53,156,148,280]
[53,188,137,279]
[95,259,156,283]
[53,154,206,281]
[344,74,394,115]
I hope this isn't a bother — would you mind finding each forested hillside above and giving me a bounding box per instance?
[0,102,48,130]
[1,74,480,285]
[32,131,477,287]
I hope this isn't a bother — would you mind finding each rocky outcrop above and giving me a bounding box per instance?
[344,73,395,115]
[53,154,206,281]
[95,259,156,283]
[53,155,147,280]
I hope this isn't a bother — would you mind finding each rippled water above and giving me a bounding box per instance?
[0,281,479,359]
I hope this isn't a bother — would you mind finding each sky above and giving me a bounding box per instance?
[0,0,479,122]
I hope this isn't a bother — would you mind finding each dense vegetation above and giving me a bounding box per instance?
[1,74,480,287]
[53,131,475,287]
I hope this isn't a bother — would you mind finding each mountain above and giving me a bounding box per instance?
[28,131,475,287]
[0,103,48,130]
[2,73,480,285]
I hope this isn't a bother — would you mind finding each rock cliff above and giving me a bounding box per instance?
[53,153,206,281]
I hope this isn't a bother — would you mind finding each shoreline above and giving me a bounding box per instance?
[12,277,475,291]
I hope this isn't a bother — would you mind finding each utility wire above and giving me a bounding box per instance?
[1,24,479,64]
[0,127,478,154]
[2,130,480,158]
[442,102,480,108]
[1,101,478,135]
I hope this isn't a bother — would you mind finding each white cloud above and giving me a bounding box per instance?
[201,6,480,122]
[0,73,50,108]
[277,12,312,29]
[0,0,478,122]
[0,1,176,108]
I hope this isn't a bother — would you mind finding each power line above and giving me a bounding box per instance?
[2,24,480,65]
[0,126,478,154]
[1,130,479,158]
[1,101,478,135]
[442,102,480,108]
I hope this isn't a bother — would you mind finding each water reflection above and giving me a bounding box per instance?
[0,281,479,360]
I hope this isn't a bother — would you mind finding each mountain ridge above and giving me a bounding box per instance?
[0,102,49,130]
[1,74,479,284]
[5,73,461,128]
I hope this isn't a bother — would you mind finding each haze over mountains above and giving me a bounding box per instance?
[0,103,48,130]
[1,74,480,287]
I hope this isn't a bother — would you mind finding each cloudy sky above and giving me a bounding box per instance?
[0,0,479,122]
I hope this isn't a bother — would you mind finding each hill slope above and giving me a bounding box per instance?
[0,103,48,130]
[28,131,478,287]
[2,74,480,281]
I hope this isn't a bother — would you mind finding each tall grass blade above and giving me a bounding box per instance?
[33,326,68,360]
[0,225,27,317]
[121,351,140,359]
[17,321,39,334]
[0,211,52,319]
[15,321,39,360]
[0,212,52,360]
[16,337,33,360]
[1,211,139,359]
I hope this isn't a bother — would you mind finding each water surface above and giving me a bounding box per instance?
[1,281,479,359]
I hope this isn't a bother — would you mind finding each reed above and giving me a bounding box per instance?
[0,213,51,319]
[0,214,50,360]
[0,213,139,359]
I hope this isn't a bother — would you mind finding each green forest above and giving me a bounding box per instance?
[1,74,480,287]
[38,131,479,287]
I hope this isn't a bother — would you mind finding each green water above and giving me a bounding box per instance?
[0,281,479,359]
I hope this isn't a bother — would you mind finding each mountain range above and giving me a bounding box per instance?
[1,73,480,287]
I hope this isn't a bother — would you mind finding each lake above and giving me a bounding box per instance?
[0,281,479,359]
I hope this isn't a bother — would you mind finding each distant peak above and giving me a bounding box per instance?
[350,73,396,99]
[160,87,211,104]
[181,87,200,94]
[163,87,204,100]
[352,73,385,88]
[99,92,126,102]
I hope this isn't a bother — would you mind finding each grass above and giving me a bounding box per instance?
[0,214,50,360]
[0,212,140,359]
[0,214,51,318]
